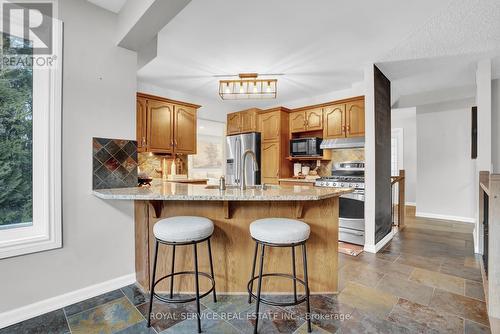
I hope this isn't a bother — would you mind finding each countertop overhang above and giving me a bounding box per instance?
[92,182,353,201]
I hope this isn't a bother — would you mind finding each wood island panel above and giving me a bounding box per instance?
[135,198,339,295]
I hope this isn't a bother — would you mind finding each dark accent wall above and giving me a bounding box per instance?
[374,65,392,243]
[92,137,138,189]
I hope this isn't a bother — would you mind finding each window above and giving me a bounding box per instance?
[0,8,62,258]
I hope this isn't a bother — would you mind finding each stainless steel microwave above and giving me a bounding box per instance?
[290,137,323,157]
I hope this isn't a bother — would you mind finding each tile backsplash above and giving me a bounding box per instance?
[138,153,188,178]
[92,137,138,189]
[296,148,365,177]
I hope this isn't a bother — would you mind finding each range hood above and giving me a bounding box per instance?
[320,137,365,149]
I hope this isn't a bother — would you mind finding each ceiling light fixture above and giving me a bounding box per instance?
[218,73,277,100]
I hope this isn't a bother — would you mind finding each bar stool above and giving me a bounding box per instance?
[247,218,312,334]
[147,216,217,333]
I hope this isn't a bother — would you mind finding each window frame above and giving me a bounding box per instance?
[0,19,62,259]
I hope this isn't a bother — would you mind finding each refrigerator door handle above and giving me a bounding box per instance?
[235,137,240,184]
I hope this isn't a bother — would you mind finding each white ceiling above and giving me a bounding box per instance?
[120,0,500,112]
[137,0,457,109]
[87,0,126,13]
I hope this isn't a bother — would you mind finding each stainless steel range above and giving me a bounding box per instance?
[315,161,365,246]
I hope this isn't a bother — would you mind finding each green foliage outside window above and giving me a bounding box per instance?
[0,35,33,226]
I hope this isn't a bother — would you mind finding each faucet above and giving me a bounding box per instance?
[240,149,259,190]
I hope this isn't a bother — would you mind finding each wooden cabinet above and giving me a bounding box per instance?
[259,111,281,142]
[227,113,241,135]
[290,108,323,133]
[323,97,365,139]
[323,104,346,139]
[226,108,259,135]
[305,108,323,131]
[261,142,280,184]
[136,96,148,152]
[346,99,365,138]
[137,93,200,154]
[174,106,197,154]
[290,112,306,133]
[147,100,174,153]
[258,107,291,184]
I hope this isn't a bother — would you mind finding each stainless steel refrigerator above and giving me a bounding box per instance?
[225,133,261,186]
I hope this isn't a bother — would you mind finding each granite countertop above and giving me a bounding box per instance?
[278,178,318,184]
[93,182,353,201]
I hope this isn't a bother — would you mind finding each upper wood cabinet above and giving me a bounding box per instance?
[147,100,174,153]
[227,108,260,135]
[289,112,306,133]
[323,97,365,139]
[346,99,365,138]
[227,113,241,135]
[174,106,197,154]
[137,93,200,155]
[323,104,345,139]
[289,108,323,133]
[259,111,281,142]
[136,96,148,153]
[305,108,323,131]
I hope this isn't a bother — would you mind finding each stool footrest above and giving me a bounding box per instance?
[247,273,308,307]
[152,271,215,304]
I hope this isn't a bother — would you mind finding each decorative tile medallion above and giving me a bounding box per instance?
[93,138,137,189]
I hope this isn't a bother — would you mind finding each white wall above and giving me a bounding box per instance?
[416,99,476,222]
[0,0,137,314]
[492,79,500,172]
[391,108,417,205]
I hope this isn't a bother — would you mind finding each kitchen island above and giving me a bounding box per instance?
[93,182,352,294]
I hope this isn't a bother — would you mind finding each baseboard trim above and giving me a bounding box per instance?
[415,211,475,224]
[364,230,394,253]
[0,273,136,329]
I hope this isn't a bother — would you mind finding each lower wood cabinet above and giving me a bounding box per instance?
[261,141,280,184]
[259,107,291,184]
[137,93,200,155]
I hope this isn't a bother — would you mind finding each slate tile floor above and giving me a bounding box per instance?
[0,216,492,333]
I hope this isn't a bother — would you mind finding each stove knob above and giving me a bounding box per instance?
[332,182,336,187]
[350,183,355,188]
[340,183,345,187]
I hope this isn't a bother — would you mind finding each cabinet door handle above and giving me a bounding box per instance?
[171,139,174,147]
[141,137,146,147]
[346,125,350,132]
[174,139,178,147]
[342,125,346,132]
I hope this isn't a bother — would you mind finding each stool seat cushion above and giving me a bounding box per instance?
[153,216,214,243]
[250,218,310,244]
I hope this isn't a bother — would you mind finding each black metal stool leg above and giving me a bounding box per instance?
[207,238,217,302]
[302,244,312,333]
[169,245,176,298]
[248,241,259,303]
[193,243,202,333]
[292,246,297,303]
[147,240,159,328]
[253,244,266,334]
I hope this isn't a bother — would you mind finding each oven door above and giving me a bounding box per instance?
[290,139,308,156]
[339,192,365,231]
